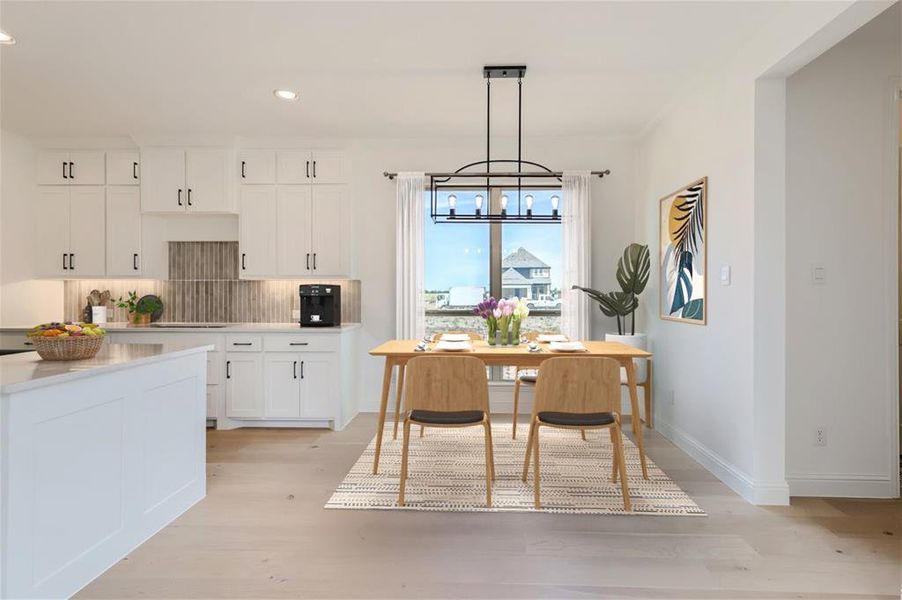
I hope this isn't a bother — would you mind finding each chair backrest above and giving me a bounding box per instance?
[441,330,483,341]
[403,355,489,413]
[533,357,621,415]
[522,331,557,342]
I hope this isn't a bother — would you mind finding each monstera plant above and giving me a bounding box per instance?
[573,243,650,336]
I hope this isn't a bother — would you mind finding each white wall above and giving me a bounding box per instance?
[785,4,900,497]
[635,1,878,504]
[0,130,63,324]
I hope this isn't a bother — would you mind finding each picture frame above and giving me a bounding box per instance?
[659,177,707,325]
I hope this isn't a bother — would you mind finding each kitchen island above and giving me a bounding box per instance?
[0,343,211,600]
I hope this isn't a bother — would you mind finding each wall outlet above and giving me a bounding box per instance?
[814,426,827,446]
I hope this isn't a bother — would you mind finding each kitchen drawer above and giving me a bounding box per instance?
[226,334,262,351]
[263,334,338,353]
[106,332,225,351]
[0,332,34,350]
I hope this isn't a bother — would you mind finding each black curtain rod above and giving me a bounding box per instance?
[383,170,610,180]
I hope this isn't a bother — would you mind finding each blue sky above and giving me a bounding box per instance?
[424,190,562,292]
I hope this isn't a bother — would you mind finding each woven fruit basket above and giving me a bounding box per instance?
[27,322,106,361]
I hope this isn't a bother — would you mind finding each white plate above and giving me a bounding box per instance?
[537,334,568,343]
[549,341,587,352]
[434,340,473,352]
[440,333,471,342]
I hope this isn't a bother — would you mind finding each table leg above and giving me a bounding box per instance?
[624,358,649,479]
[392,363,406,440]
[373,358,394,475]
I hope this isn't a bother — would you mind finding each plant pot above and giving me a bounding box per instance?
[128,312,151,326]
[605,333,647,382]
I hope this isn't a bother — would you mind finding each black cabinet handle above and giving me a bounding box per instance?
[178,189,183,206]
[62,253,68,270]
[69,162,75,180]
[289,342,309,346]
[300,361,305,379]
[133,253,139,270]
[24,341,33,346]
[241,160,246,178]
[232,342,253,346]
[241,253,246,270]
[187,188,192,206]
[62,161,68,180]
[312,161,316,178]
[133,162,138,179]
[306,160,310,178]
[226,361,231,379]
[69,253,75,270]
[313,253,317,270]
[306,253,310,270]
[293,360,298,379]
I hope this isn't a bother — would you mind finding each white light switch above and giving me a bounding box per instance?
[720,264,731,286]
[812,264,826,284]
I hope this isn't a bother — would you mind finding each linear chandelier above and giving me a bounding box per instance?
[384,65,610,224]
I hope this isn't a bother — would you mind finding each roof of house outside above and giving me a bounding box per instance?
[502,247,550,269]
[502,268,551,286]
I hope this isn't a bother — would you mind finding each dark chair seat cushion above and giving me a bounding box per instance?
[518,373,538,383]
[537,411,615,427]
[409,410,485,425]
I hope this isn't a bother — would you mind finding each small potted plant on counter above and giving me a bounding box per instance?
[116,291,162,326]
[573,242,651,353]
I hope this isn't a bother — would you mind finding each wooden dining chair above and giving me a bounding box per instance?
[521,356,631,511]
[398,355,495,507]
[392,331,483,441]
[621,358,654,428]
[511,332,557,439]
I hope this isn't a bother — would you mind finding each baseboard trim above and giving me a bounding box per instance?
[655,418,789,505]
[788,474,898,498]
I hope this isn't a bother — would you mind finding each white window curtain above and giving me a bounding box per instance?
[395,172,427,339]
[560,171,591,340]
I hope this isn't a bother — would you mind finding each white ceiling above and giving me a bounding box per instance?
[0,1,809,139]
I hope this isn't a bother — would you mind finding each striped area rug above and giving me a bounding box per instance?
[326,424,705,516]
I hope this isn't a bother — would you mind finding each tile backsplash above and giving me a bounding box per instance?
[64,241,360,323]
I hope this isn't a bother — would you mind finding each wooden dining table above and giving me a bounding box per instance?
[368,339,653,479]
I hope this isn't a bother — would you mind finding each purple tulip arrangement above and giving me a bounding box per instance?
[473,297,527,345]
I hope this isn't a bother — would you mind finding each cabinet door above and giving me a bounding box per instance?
[225,353,263,418]
[34,187,71,276]
[238,186,277,277]
[186,149,229,213]
[276,150,312,184]
[106,151,140,185]
[239,150,276,184]
[36,151,70,185]
[106,187,142,276]
[276,186,313,276]
[68,186,107,277]
[141,148,186,213]
[299,352,336,419]
[264,353,301,418]
[310,186,344,276]
[309,151,345,184]
[67,151,105,185]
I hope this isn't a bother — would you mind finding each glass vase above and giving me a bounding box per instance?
[511,321,521,345]
[487,323,497,346]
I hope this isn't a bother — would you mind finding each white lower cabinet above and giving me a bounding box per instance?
[263,351,337,419]
[264,353,301,418]
[225,353,264,418]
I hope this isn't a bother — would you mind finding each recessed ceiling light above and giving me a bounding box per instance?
[273,89,299,102]
[0,30,16,45]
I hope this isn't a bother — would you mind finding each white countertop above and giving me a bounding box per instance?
[1,322,361,334]
[0,343,214,394]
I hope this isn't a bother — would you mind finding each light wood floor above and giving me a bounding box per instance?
[78,414,902,599]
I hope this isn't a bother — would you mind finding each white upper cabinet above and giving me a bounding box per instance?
[141,148,186,213]
[309,186,344,276]
[106,151,140,185]
[239,186,278,278]
[239,150,276,184]
[141,147,232,214]
[106,187,142,276]
[308,150,346,184]
[37,151,105,185]
[35,186,106,278]
[275,150,345,184]
[276,186,312,276]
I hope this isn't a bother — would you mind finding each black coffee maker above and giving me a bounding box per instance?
[299,284,341,327]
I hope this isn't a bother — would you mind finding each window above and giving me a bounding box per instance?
[424,189,562,342]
